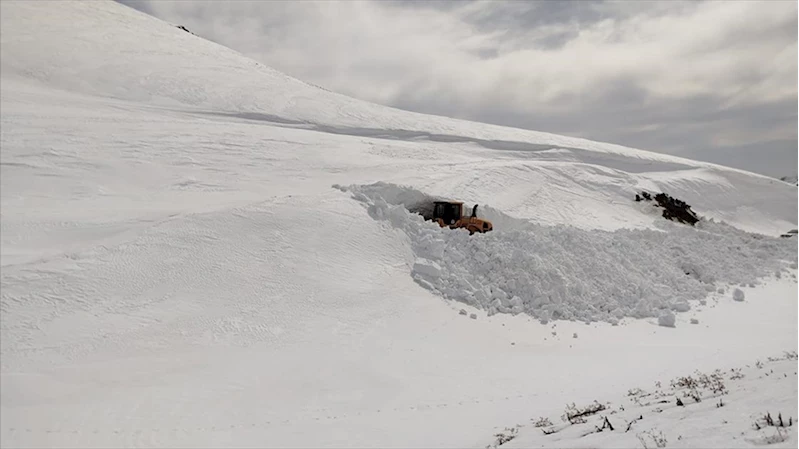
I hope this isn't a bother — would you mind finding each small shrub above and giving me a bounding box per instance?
[753,412,793,430]
[628,388,645,397]
[562,401,606,424]
[488,427,518,448]
[672,375,702,403]
[637,429,668,448]
[626,415,644,433]
[671,375,698,390]
[729,368,745,380]
[599,416,614,431]
[533,417,552,428]
[670,370,727,404]
[696,370,727,395]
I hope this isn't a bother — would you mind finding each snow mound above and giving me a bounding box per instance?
[337,182,797,324]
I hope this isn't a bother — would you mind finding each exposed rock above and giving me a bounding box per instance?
[175,25,196,36]
[636,191,699,225]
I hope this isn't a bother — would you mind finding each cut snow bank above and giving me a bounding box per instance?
[335,182,797,325]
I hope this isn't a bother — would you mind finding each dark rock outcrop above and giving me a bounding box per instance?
[175,25,196,36]
[636,191,699,225]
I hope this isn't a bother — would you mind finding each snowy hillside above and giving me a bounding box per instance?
[2,1,796,236]
[1,1,796,448]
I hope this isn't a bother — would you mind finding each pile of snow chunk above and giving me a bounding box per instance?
[335,182,797,325]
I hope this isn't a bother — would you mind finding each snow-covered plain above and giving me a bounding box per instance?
[1,1,796,448]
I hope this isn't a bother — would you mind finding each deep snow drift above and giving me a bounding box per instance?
[337,182,796,324]
[1,1,797,448]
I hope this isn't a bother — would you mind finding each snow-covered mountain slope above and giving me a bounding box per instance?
[2,0,795,236]
[0,0,742,164]
[1,1,796,448]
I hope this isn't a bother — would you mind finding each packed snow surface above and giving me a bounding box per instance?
[337,182,796,324]
[1,1,797,448]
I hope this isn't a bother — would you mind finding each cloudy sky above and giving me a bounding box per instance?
[120,0,797,177]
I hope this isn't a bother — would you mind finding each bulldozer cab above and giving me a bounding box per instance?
[433,201,462,226]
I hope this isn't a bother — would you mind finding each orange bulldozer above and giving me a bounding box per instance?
[430,200,493,235]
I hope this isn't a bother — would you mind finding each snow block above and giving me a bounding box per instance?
[671,300,691,312]
[413,276,436,292]
[413,258,442,279]
[658,311,676,328]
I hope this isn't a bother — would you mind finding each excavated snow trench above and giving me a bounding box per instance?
[334,183,797,325]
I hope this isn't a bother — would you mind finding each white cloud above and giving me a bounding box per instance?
[119,0,797,176]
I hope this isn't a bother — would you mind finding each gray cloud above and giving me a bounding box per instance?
[118,0,797,177]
